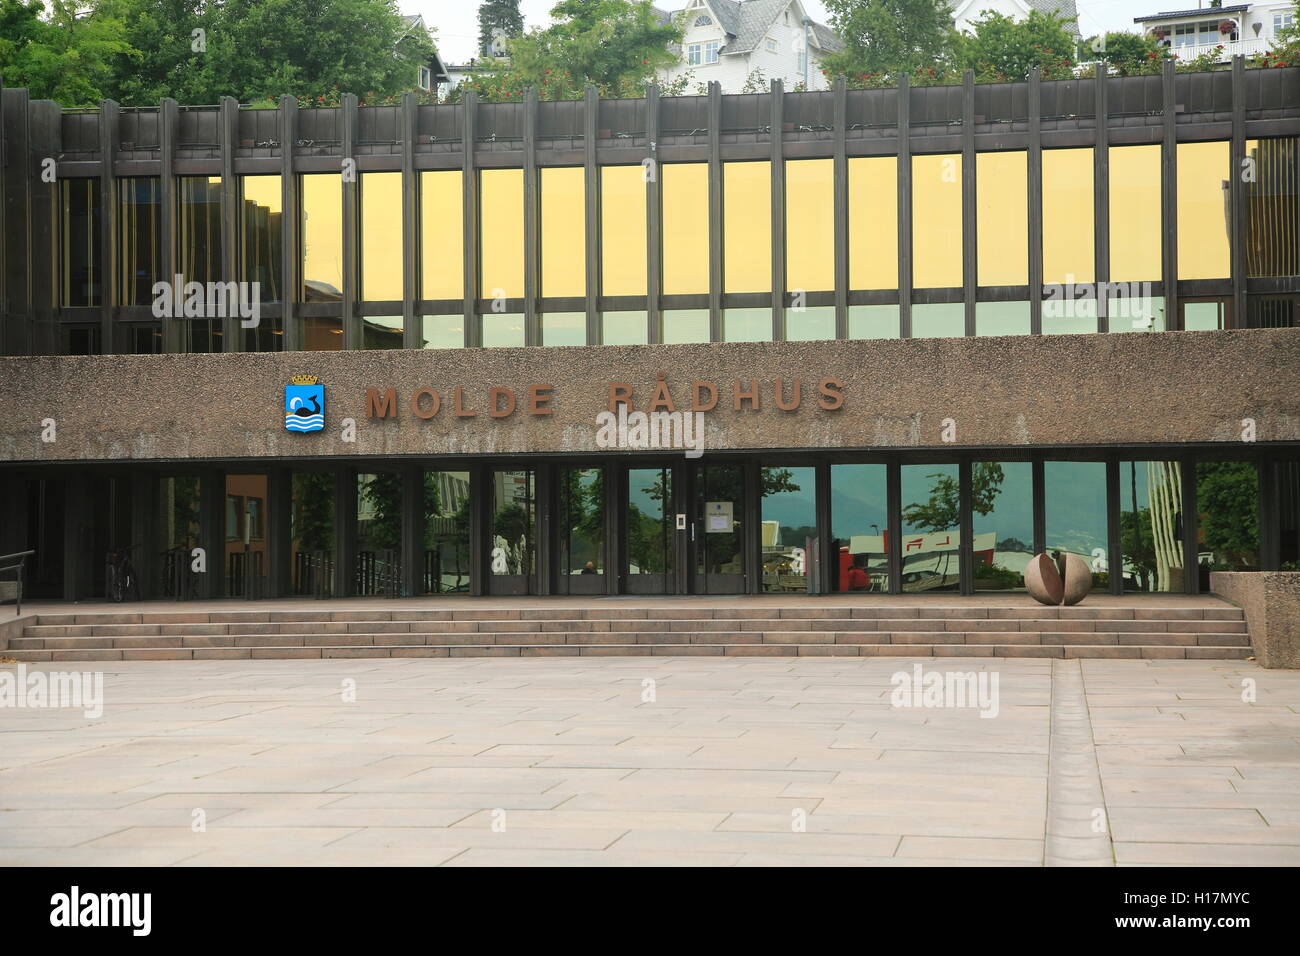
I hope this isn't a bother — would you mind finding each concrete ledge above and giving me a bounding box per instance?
[0,611,36,653]
[1211,572,1300,669]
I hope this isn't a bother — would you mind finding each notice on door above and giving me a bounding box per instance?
[705,501,733,533]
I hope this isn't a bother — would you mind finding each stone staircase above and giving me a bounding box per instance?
[2,604,1253,662]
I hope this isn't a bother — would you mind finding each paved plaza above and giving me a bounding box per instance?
[1,655,1299,866]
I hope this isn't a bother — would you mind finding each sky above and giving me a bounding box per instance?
[417,0,1150,65]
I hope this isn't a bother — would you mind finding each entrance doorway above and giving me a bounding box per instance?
[488,468,537,595]
[623,465,675,594]
[692,463,746,594]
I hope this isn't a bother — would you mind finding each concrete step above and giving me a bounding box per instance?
[3,642,1254,662]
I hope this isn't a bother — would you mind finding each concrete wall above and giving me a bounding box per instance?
[1211,571,1300,669]
[1,328,1299,465]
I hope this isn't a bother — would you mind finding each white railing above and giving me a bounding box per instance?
[1165,36,1270,61]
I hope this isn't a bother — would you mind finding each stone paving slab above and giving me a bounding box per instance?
[0,656,1298,866]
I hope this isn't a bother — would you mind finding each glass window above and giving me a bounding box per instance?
[1195,461,1260,577]
[975,301,1030,336]
[662,308,711,343]
[303,316,344,350]
[1043,293,1098,335]
[177,176,223,289]
[1109,145,1162,283]
[117,177,162,306]
[761,466,816,593]
[601,165,647,296]
[723,307,771,342]
[480,168,525,299]
[357,473,402,597]
[422,470,471,594]
[491,469,536,581]
[976,151,1028,287]
[911,154,962,289]
[1119,460,1185,593]
[1183,299,1227,331]
[847,304,900,339]
[627,467,674,590]
[849,157,898,291]
[705,40,720,63]
[542,166,586,298]
[421,170,464,300]
[559,468,605,589]
[1245,138,1300,278]
[242,175,283,303]
[724,161,772,293]
[1045,461,1109,589]
[290,472,335,596]
[421,314,463,349]
[901,464,962,592]
[158,476,203,597]
[61,178,102,308]
[360,172,402,301]
[542,311,586,346]
[1177,141,1230,281]
[300,174,343,301]
[687,43,701,66]
[785,305,835,341]
[482,311,525,347]
[912,302,964,338]
[786,159,833,293]
[831,464,889,592]
[1042,148,1095,286]
[1107,294,1166,332]
[971,462,1033,592]
[662,163,710,295]
[603,311,647,345]
[362,315,404,349]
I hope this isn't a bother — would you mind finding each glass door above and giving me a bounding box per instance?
[557,467,606,594]
[624,466,675,594]
[489,468,537,595]
[899,464,961,593]
[694,463,746,594]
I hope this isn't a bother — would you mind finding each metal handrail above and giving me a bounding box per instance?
[0,550,35,617]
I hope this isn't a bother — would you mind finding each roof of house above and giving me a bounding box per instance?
[953,0,1081,38]
[657,1,843,56]
[1133,5,1251,23]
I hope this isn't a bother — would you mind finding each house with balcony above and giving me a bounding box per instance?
[1136,2,1296,62]
[654,0,843,93]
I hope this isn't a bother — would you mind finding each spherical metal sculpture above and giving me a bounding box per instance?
[1025,552,1091,606]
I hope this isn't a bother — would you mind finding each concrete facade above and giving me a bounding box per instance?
[1212,571,1300,668]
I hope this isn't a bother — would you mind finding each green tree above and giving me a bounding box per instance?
[0,0,136,105]
[478,0,524,58]
[1085,30,1170,76]
[958,9,1078,82]
[901,462,1005,534]
[1263,1,1300,67]
[821,0,958,84]
[1196,462,1260,569]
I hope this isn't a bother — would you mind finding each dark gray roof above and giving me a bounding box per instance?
[662,1,842,55]
[1030,0,1080,37]
[1133,5,1250,23]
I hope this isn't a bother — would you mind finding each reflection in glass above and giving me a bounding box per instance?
[1245,137,1300,278]
[662,309,711,344]
[662,163,710,295]
[303,316,344,351]
[1195,461,1260,581]
[242,175,283,303]
[491,469,536,583]
[603,311,648,345]
[970,462,1033,591]
[224,474,268,597]
[363,315,404,349]
[831,464,889,591]
[1045,460,1108,589]
[480,168,524,298]
[542,311,586,347]
[300,174,343,301]
[357,473,402,596]
[976,301,1030,336]
[61,179,102,308]
[177,176,224,352]
[1119,461,1184,593]
[602,165,647,296]
[422,470,471,594]
[1110,145,1162,283]
[361,172,402,300]
[483,312,525,347]
[911,154,962,289]
[695,464,745,593]
[291,472,335,596]
[1177,141,1231,280]
[849,157,897,291]
[117,178,162,306]
[976,151,1028,286]
[912,302,965,338]
[421,315,463,348]
[761,466,815,593]
[847,304,900,340]
[627,467,674,592]
[542,166,586,297]
[559,468,604,592]
[723,307,771,342]
[421,170,464,300]
[901,464,962,592]
[785,306,835,341]
[1042,148,1095,285]
[724,161,772,293]
[158,476,202,598]
[786,159,834,293]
